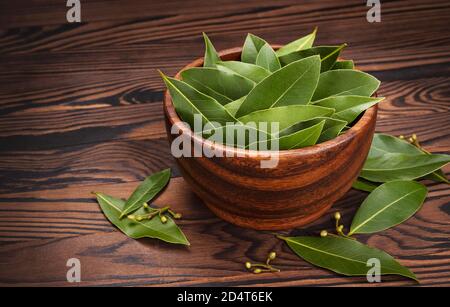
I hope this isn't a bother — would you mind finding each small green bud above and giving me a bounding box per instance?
[143,203,149,208]
[245,262,252,269]
[127,215,136,221]
[174,213,182,219]
[268,252,276,261]
[160,215,168,223]
[334,212,341,220]
[320,230,328,237]
[253,268,262,274]
[136,216,143,221]
[337,225,344,232]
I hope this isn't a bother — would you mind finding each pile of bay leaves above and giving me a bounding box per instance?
[161,29,384,149]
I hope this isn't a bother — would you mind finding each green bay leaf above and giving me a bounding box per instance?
[250,120,325,150]
[161,73,235,128]
[255,43,281,72]
[368,133,449,183]
[120,168,171,218]
[238,105,334,133]
[280,235,417,281]
[312,69,380,101]
[279,116,347,143]
[352,178,379,192]
[241,33,267,64]
[235,55,321,117]
[332,60,354,70]
[349,180,427,235]
[181,67,254,105]
[279,44,346,72]
[202,32,221,67]
[96,193,189,245]
[206,123,271,149]
[224,96,246,117]
[275,27,317,57]
[216,61,270,83]
[360,152,450,182]
[313,95,384,124]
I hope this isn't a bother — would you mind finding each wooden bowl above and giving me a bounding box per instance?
[163,45,378,230]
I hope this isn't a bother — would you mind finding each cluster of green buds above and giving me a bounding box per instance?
[245,251,280,274]
[127,203,182,224]
[320,212,353,239]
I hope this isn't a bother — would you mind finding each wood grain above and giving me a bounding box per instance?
[0,0,449,286]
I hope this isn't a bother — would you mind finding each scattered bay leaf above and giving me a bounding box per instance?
[352,178,379,192]
[360,152,450,182]
[279,235,417,281]
[349,180,427,235]
[332,60,354,70]
[120,168,171,218]
[96,192,189,245]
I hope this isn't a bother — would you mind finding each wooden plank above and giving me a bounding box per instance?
[0,178,449,286]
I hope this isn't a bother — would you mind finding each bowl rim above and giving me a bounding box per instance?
[163,45,378,159]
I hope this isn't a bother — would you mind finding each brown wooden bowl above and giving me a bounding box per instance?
[163,45,378,230]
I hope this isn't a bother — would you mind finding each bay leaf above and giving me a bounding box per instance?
[279,116,347,143]
[279,235,417,281]
[241,33,267,64]
[360,152,450,182]
[313,95,384,124]
[277,120,325,150]
[181,67,254,105]
[332,60,354,70]
[120,168,171,218]
[368,133,449,183]
[279,44,346,72]
[202,32,221,67]
[255,43,281,72]
[160,72,236,128]
[95,193,189,245]
[368,133,423,158]
[238,105,334,133]
[205,123,271,149]
[275,27,317,57]
[235,55,321,117]
[352,178,379,192]
[349,180,427,235]
[312,69,380,101]
[216,61,270,83]
[224,96,246,117]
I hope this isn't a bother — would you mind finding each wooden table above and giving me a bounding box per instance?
[0,0,449,287]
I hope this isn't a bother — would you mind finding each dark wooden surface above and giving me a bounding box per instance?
[0,0,449,286]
